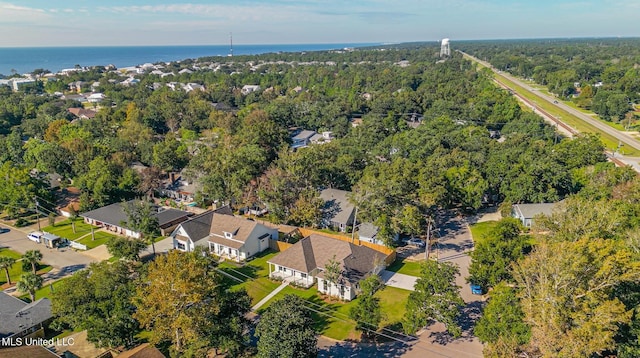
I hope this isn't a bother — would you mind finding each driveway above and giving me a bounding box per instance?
[0,224,96,273]
[379,270,417,291]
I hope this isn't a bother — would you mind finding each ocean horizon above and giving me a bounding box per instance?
[0,43,379,76]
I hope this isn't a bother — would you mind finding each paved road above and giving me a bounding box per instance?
[0,223,96,273]
[460,51,640,153]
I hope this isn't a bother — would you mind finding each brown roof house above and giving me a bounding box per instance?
[171,209,277,262]
[268,234,387,301]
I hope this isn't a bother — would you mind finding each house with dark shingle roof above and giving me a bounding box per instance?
[171,207,276,262]
[81,200,192,238]
[320,188,355,232]
[0,345,60,358]
[0,291,52,340]
[268,234,387,301]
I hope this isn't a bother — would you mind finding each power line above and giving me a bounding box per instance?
[218,265,457,357]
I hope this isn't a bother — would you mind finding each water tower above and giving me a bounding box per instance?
[440,38,451,57]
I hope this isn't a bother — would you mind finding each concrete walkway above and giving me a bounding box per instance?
[251,279,289,311]
[379,270,417,291]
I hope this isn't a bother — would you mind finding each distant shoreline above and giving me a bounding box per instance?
[0,43,379,75]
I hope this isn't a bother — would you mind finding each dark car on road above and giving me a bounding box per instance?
[0,227,9,234]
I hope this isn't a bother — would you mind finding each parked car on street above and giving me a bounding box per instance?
[407,238,426,247]
[0,227,9,234]
[470,284,483,295]
[27,231,44,243]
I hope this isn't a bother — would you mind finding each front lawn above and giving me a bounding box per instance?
[76,231,118,250]
[376,286,411,332]
[469,221,499,246]
[387,258,422,277]
[42,219,98,241]
[218,250,282,305]
[20,277,70,302]
[0,248,52,289]
[257,283,412,341]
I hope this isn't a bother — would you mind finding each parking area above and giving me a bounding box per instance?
[379,270,417,291]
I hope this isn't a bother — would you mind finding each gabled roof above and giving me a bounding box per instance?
[209,213,258,244]
[0,345,60,357]
[292,130,317,141]
[320,188,355,226]
[80,200,190,230]
[269,234,386,285]
[117,343,166,358]
[174,206,233,243]
[0,292,52,338]
[513,203,557,219]
[358,222,378,240]
[67,107,96,119]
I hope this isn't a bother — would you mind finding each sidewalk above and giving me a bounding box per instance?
[251,279,290,311]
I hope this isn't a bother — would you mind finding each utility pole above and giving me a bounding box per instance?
[351,206,358,244]
[425,219,431,260]
[34,197,41,231]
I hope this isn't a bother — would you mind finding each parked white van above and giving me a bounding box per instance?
[27,231,43,243]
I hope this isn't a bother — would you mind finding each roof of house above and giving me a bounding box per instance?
[358,222,378,240]
[208,213,259,246]
[80,200,190,231]
[116,343,166,358]
[268,234,386,285]
[173,206,233,243]
[0,345,60,358]
[513,203,557,219]
[292,130,317,141]
[67,107,96,119]
[0,292,52,338]
[320,188,355,226]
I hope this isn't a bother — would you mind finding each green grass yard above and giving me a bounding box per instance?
[386,258,423,277]
[20,277,70,302]
[219,250,282,306]
[76,231,118,250]
[42,219,98,241]
[0,248,53,289]
[469,221,499,246]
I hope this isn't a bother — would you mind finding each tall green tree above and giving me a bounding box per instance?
[403,260,464,337]
[323,255,342,301]
[122,200,160,255]
[474,283,530,357]
[468,218,529,291]
[51,261,141,348]
[255,294,317,358]
[105,236,147,261]
[0,256,16,285]
[134,250,251,357]
[16,272,43,302]
[350,275,384,335]
[22,250,42,274]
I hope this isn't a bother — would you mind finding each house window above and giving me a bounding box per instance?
[301,273,307,279]
[224,232,233,239]
[323,280,328,292]
[176,242,186,250]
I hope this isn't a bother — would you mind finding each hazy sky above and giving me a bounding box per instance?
[1,0,638,47]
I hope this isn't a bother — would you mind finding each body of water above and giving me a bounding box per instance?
[0,43,377,76]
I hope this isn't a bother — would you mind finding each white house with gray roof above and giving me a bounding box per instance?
[512,202,558,227]
[81,200,191,238]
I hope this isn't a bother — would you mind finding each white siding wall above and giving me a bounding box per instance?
[317,277,354,301]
